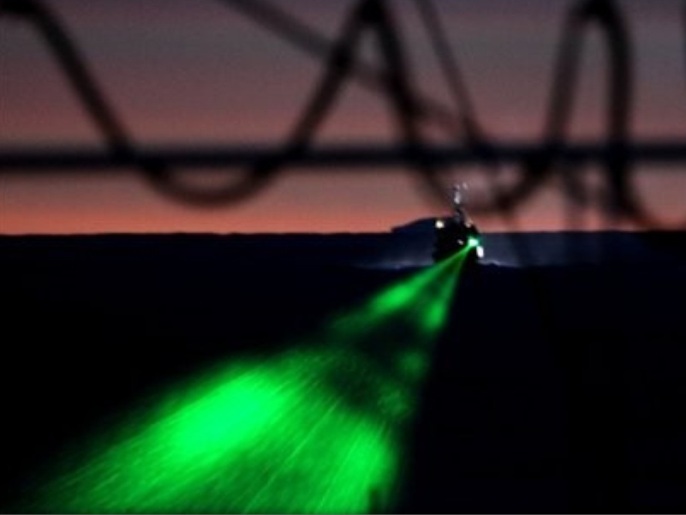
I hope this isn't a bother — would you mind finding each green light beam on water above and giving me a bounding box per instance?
[25,249,471,514]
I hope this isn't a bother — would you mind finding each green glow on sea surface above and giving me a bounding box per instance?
[26,250,470,514]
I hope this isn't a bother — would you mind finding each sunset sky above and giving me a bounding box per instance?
[1,0,685,234]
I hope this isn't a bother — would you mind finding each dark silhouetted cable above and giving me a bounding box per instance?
[219,0,464,139]
[411,0,480,140]
[2,141,685,171]
[463,0,641,224]
[1,0,685,227]
[260,0,453,208]
[0,0,130,153]
[0,0,288,205]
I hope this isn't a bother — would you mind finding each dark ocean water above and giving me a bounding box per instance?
[1,230,685,513]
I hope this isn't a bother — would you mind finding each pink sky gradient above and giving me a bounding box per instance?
[1,0,685,234]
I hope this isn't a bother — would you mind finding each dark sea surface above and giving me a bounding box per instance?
[1,229,685,513]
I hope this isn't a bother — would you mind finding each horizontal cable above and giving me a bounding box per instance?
[1,140,685,173]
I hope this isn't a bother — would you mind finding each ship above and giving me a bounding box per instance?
[432,184,484,263]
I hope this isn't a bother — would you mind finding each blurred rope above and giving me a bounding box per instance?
[410,0,512,213]
[409,0,501,208]
[218,0,465,138]
[0,0,285,205]
[219,0,481,210]
[1,0,685,227]
[0,0,130,153]
[459,0,638,222]
[213,0,450,210]
[410,0,481,141]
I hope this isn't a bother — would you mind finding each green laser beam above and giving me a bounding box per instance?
[25,250,470,514]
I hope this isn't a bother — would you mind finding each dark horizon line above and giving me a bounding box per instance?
[1,228,685,238]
